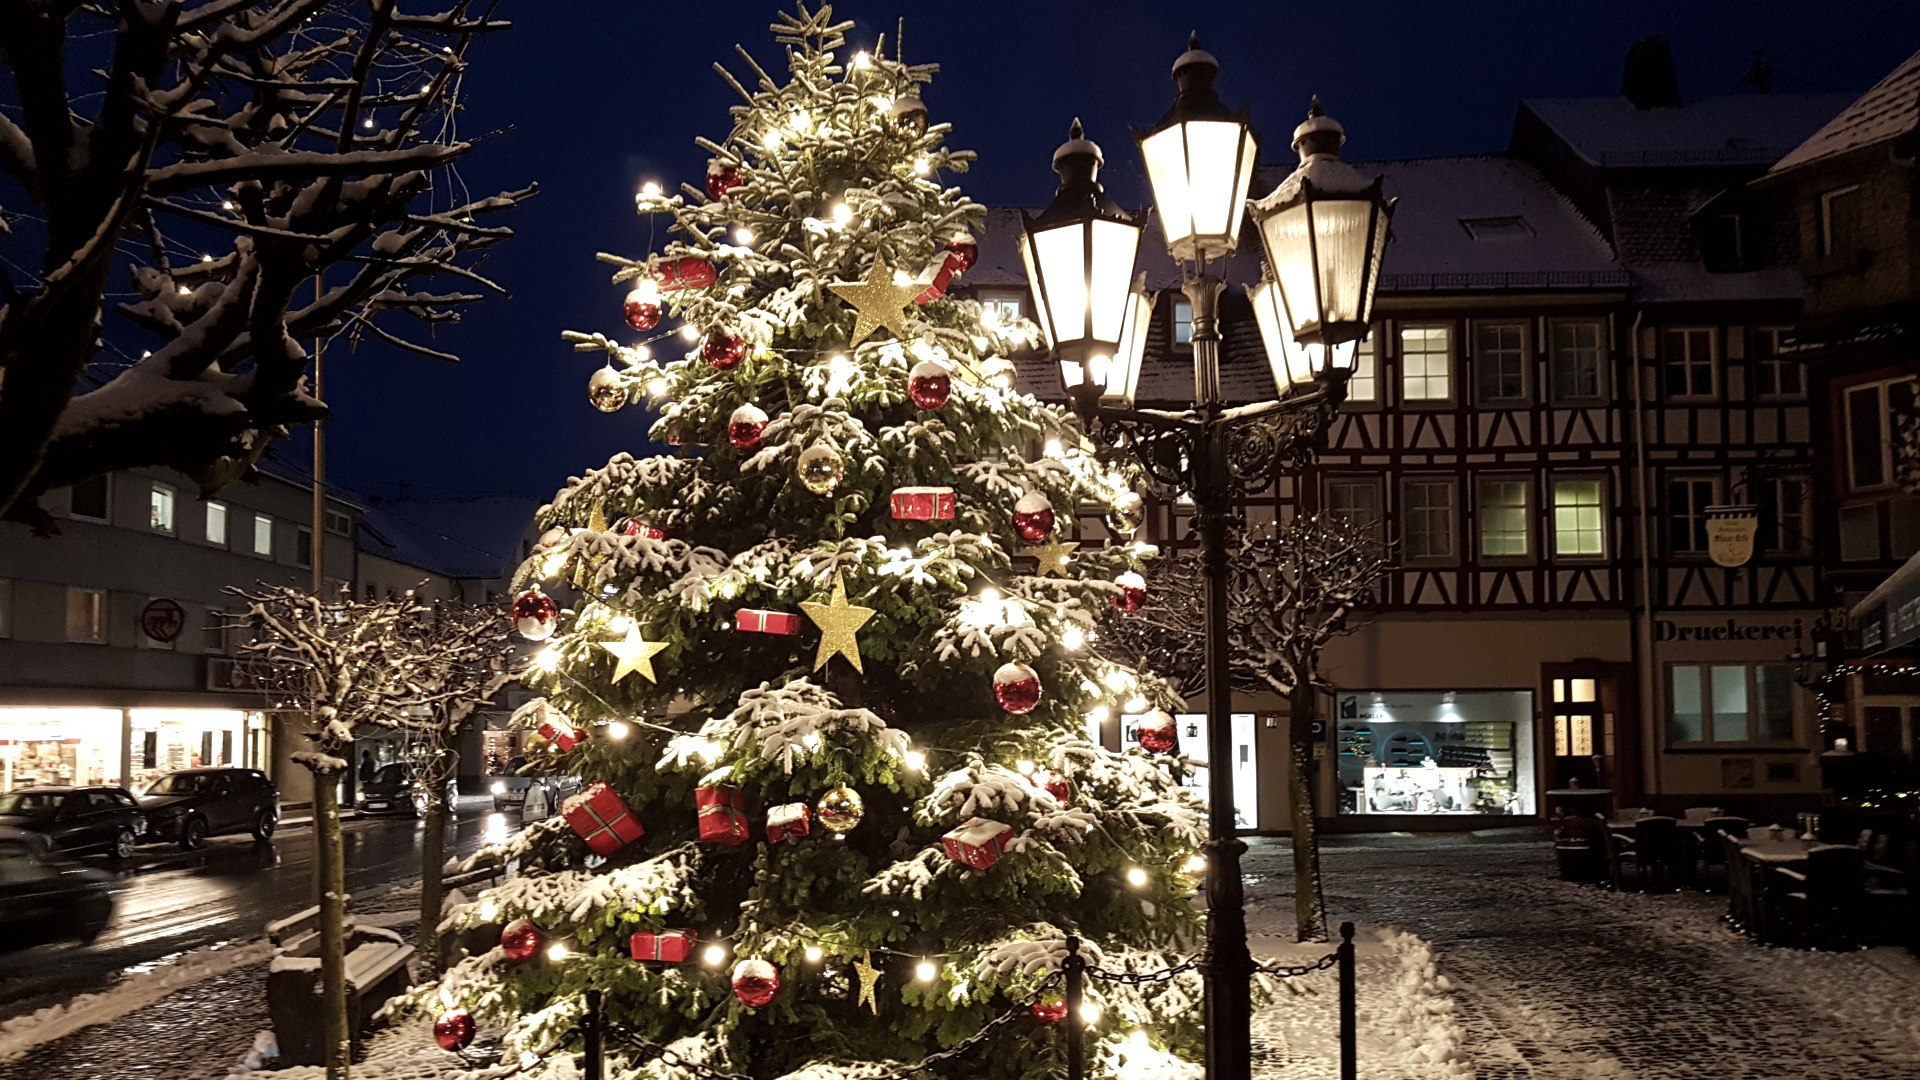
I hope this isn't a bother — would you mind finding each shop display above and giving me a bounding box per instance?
[1334,691,1535,817]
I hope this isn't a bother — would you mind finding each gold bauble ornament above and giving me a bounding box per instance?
[587,366,627,413]
[1106,490,1146,536]
[816,784,865,833]
[796,443,846,495]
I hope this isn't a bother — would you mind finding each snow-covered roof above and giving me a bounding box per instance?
[1522,93,1855,167]
[357,496,539,581]
[1769,48,1920,176]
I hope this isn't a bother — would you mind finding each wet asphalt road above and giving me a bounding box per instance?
[0,798,511,1016]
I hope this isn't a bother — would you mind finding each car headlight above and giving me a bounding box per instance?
[490,781,506,795]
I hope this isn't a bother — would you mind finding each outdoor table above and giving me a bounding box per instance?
[1729,838,1850,943]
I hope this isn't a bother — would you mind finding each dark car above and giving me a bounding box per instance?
[0,786,148,860]
[138,768,278,849]
[355,763,454,818]
[0,828,113,951]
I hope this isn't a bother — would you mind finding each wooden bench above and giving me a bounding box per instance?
[266,902,415,1066]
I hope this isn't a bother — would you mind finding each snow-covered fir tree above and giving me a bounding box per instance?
[400,7,1209,1077]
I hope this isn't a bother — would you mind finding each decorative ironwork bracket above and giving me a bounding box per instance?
[1081,387,1337,501]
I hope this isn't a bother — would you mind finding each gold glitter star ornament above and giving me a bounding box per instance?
[853,950,881,1014]
[600,625,669,684]
[799,574,877,673]
[827,254,924,345]
[1025,538,1079,577]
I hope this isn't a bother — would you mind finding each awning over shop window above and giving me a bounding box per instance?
[1852,547,1920,655]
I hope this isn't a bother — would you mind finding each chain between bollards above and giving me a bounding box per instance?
[1338,921,1357,1080]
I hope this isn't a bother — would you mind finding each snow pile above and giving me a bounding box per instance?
[236,1030,278,1072]
[0,938,272,1063]
[1378,930,1473,1079]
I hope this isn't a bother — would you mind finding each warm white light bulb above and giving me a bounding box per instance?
[733,226,754,245]
[640,180,662,199]
[703,943,728,967]
[220,200,236,211]
[804,945,824,963]
[362,117,374,129]
[1079,1000,1103,1026]
[914,156,930,175]
[679,324,701,341]
[609,614,633,634]
[904,749,927,772]
[1043,439,1064,459]
[761,129,781,150]
[546,941,570,962]
[532,646,561,673]
[607,720,631,741]
[979,587,1001,607]
[1103,669,1131,692]
[477,899,499,923]
[802,731,822,751]
[200,254,213,263]
[1125,694,1149,714]
[1061,626,1086,652]
[830,202,853,227]
[1182,853,1208,875]
[914,958,938,982]
[1125,865,1149,889]
[853,50,871,69]
[1088,704,1111,725]
[646,377,669,397]
[1016,759,1036,776]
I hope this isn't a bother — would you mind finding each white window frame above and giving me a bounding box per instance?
[205,500,228,546]
[1399,323,1453,403]
[1751,327,1802,399]
[66,587,107,644]
[1667,474,1722,556]
[1172,299,1194,348]
[1324,476,1385,543]
[1666,662,1798,746]
[324,509,354,537]
[1343,333,1379,405]
[253,513,274,558]
[1548,319,1606,404]
[1551,476,1609,559]
[1472,321,1529,406]
[1401,477,1458,564]
[1662,327,1718,400]
[1476,476,1531,560]
[1819,184,1861,257]
[67,474,112,523]
[1844,376,1917,491]
[149,482,176,534]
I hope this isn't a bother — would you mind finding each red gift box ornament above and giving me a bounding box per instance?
[697,783,751,846]
[766,801,811,844]
[735,608,802,636]
[889,486,956,521]
[562,782,645,856]
[629,929,698,963]
[941,816,1015,870]
[655,255,717,292]
[538,718,587,752]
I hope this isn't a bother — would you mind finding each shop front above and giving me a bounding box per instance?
[1119,711,1260,829]
[0,705,264,793]
[1332,691,1538,819]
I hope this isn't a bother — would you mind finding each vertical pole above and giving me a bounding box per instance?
[1064,935,1085,1080]
[583,988,604,1080]
[1186,271,1252,1080]
[1338,921,1357,1080]
[311,274,325,597]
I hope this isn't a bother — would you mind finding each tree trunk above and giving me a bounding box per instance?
[1288,684,1329,943]
[312,770,351,1080]
[418,760,450,970]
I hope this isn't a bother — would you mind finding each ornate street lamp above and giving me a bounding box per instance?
[1037,36,1392,1080]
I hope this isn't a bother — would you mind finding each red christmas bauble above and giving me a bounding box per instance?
[993,662,1042,715]
[511,588,558,642]
[618,518,667,540]
[728,403,769,452]
[731,957,780,1008]
[1011,492,1056,544]
[907,360,951,410]
[623,286,661,332]
[500,918,543,962]
[433,1008,476,1052]
[703,333,747,370]
[1138,710,1177,755]
[1030,995,1068,1025]
[1112,571,1147,614]
[945,238,979,272]
[1038,771,1071,806]
[706,165,744,200]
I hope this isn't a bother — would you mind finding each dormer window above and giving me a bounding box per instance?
[1699,212,1745,272]
[1460,216,1533,241]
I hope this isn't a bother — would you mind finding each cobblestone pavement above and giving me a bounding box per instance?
[1243,831,1920,1080]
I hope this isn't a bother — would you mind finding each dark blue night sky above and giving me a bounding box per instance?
[314,0,1920,504]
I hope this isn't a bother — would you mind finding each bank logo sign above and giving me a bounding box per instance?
[1705,504,1759,568]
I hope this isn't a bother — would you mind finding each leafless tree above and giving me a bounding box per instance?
[1102,514,1390,941]
[0,1,533,524]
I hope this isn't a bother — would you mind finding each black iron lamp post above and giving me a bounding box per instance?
[1024,35,1393,1080]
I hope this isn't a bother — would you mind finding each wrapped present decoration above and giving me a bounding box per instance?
[735,608,802,636]
[889,486,956,521]
[766,801,811,844]
[563,782,645,856]
[941,816,1015,870]
[538,718,586,752]
[697,783,751,846]
[629,929,698,964]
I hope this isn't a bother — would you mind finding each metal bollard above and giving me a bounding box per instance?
[1338,922,1357,1080]
[584,987,604,1080]
[1064,934,1085,1080]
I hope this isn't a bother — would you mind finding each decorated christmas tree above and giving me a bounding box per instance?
[404,7,1210,1077]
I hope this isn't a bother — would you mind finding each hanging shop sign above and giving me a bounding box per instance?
[139,598,186,643]
[1705,505,1759,569]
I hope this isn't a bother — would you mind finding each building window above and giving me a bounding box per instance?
[1477,478,1530,559]
[1662,327,1716,399]
[296,527,314,569]
[1844,377,1917,491]
[149,483,176,534]
[1345,334,1379,404]
[1751,328,1802,398]
[205,501,228,546]
[66,587,107,644]
[0,579,11,639]
[1667,475,1721,555]
[1172,299,1194,346]
[1838,504,1881,563]
[324,509,353,537]
[253,513,274,557]
[981,294,1024,324]
[1818,184,1862,257]
[1760,475,1810,553]
[1700,213,1744,272]
[202,608,227,654]
[1400,324,1451,402]
[1549,320,1605,403]
[1460,215,1533,240]
[1667,663,1796,744]
[1473,322,1527,405]
[68,474,110,522]
[1401,478,1457,563]
[1552,478,1607,557]
[1325,478,1385,543]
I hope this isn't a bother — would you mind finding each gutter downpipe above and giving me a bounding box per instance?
[1628,308,1660,802]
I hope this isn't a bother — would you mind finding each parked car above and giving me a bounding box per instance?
[0,828,113,951]
[516,774,582,824]
[138,768,279,849]
[0,786,148,860]
[356,763,456,817]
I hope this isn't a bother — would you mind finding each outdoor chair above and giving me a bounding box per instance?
[1773,845,1866,950]
[1695,816,1749,891]
[1629,816,1685,891]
